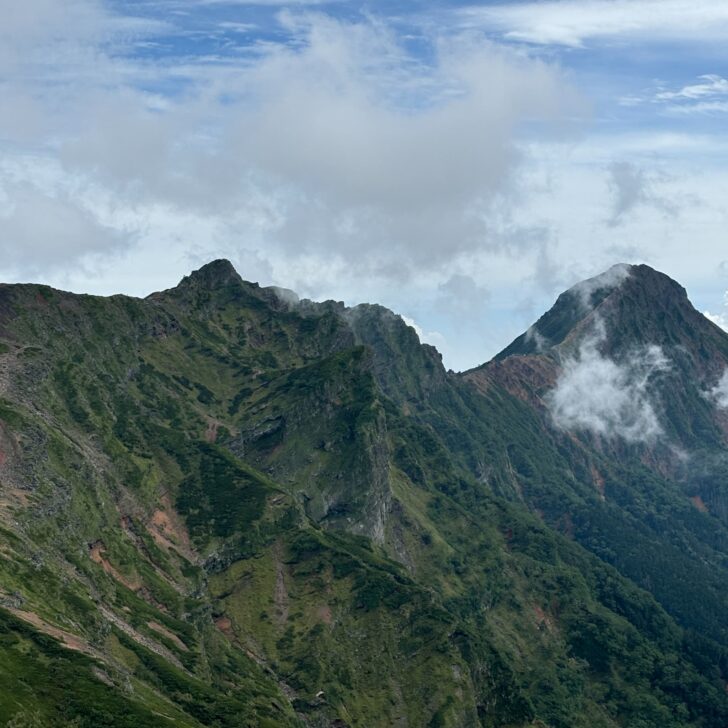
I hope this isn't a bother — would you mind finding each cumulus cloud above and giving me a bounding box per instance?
[0,3,579,288]
[437,274,490,318]
[546,319,670,442]
[704,311,728,331]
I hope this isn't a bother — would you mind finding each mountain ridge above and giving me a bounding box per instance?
[0,260,726,726]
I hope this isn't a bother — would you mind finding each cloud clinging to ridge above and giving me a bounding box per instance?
[707,369,728,409]
[546,319,670,442]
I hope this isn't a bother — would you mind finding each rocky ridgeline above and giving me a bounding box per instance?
[0,262,725,727]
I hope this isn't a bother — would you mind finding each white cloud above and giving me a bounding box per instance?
[0,175,131,275]
[400,315,447,351]
[195,0,336,5]
[0,7,578,286]
[707,369,728,408]
[624,75,728,115]
[704,311,728,331]
[437,274,490,318]
[567,262,632,308]
[655,74,728,101]
[546,319,670,442]
[460,0,728,47]
[666,101,728,115]
[704,292,728,332]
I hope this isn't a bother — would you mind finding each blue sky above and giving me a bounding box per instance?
[2,0,728,368]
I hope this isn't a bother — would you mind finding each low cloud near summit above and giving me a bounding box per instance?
[546,319,670,443]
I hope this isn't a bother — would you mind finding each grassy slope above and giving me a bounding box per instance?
[0,263,725,726]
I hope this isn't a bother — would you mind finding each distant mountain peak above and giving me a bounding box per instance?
[493,263,694,361]
[183,258,243,288]
[147,258,250,305]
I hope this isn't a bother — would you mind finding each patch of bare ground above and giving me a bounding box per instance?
[204,419,220,443]
[214,615,233,637]
[89,540,141,591]
[273,541,289,626]
[118,515,187,595]
[147,493,196,562]
[7,607,98,656]
[690,495,709,513]
[92,666,115,686]
[99,606,184,670]
[147,620,189,652]
[316,605,333,625]
[533,605,556,633]
[468,356,559,407]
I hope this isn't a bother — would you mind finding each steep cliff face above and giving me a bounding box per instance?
[0,261,726,727]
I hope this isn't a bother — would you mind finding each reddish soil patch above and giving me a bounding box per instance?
[89,540,140,590]
[533,605,555,632]
[690,495,709,513]
[316,605,333,625]
[214,616,234,637]
[9,608,91,654]
[147,494,196,562]
[204,420,219,443]
[591,465,606,500]
[147,620,189,652]
[468,356,558,407]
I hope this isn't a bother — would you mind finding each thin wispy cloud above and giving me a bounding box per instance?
[623,75,728,115]
[459,0,728,47]
[656,75,728,101]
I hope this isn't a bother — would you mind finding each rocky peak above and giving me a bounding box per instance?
[178,259,243,290]
[344,303,446,404]
[494,264,700,362]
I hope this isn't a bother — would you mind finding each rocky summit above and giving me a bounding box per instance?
[0,261,727,727]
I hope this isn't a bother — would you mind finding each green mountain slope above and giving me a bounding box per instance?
[466,263,728,664]
[0,260,725,726]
